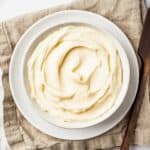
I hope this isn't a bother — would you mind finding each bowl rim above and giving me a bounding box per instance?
[10,10,130,129]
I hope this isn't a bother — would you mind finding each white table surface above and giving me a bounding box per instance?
[0,0,150,150]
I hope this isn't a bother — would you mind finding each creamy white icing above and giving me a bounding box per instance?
[27,25,122,123]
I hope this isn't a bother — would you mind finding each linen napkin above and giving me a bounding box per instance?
[0,0,149,149]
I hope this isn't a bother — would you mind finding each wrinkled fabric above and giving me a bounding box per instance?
[0,0,149,149]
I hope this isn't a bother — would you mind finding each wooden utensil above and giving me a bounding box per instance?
[120,8,150,150]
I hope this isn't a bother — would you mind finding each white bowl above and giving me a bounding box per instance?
[21,11,130,128]
[20,11,130,129]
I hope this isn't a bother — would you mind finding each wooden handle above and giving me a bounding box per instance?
[120,61,149,150]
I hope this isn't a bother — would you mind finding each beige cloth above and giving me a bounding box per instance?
[0,0,149,149]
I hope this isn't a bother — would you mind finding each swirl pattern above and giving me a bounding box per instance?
[27,25,122,123]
